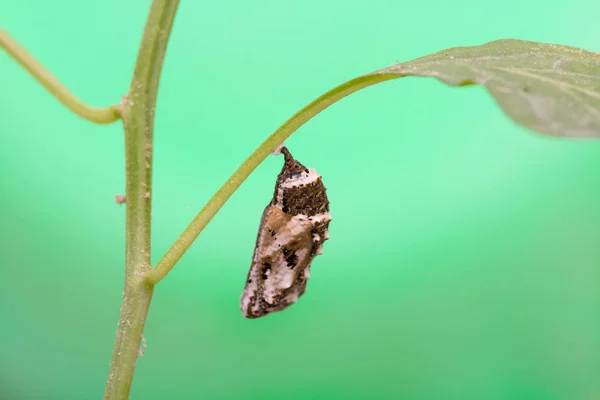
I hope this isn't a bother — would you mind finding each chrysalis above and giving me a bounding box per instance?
[240,147,331,318]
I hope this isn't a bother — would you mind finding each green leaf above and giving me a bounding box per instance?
[372,39,600,138]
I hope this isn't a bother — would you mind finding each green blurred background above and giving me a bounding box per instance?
[1,1,599,399]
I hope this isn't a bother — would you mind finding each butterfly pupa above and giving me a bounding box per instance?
[240,147,331,318]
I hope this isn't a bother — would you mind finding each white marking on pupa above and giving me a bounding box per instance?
[240,147,331,318]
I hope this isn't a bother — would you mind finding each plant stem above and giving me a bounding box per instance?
[104,1,179,399]
[0,28,121,124]
[145,73,401,285]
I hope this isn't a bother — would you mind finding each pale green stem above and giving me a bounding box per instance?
[0,28,121,124]
[104,1,179,399]
[145,73,403,285]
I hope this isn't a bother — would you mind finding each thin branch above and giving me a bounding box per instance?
[145,73,402,285]
[0,28,121,124]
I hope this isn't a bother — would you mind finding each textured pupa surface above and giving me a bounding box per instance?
[240,147,331,318]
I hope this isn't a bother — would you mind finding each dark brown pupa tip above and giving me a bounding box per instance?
[279,147,309,178]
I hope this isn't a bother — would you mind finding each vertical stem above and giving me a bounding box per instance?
[104,1,179,399]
